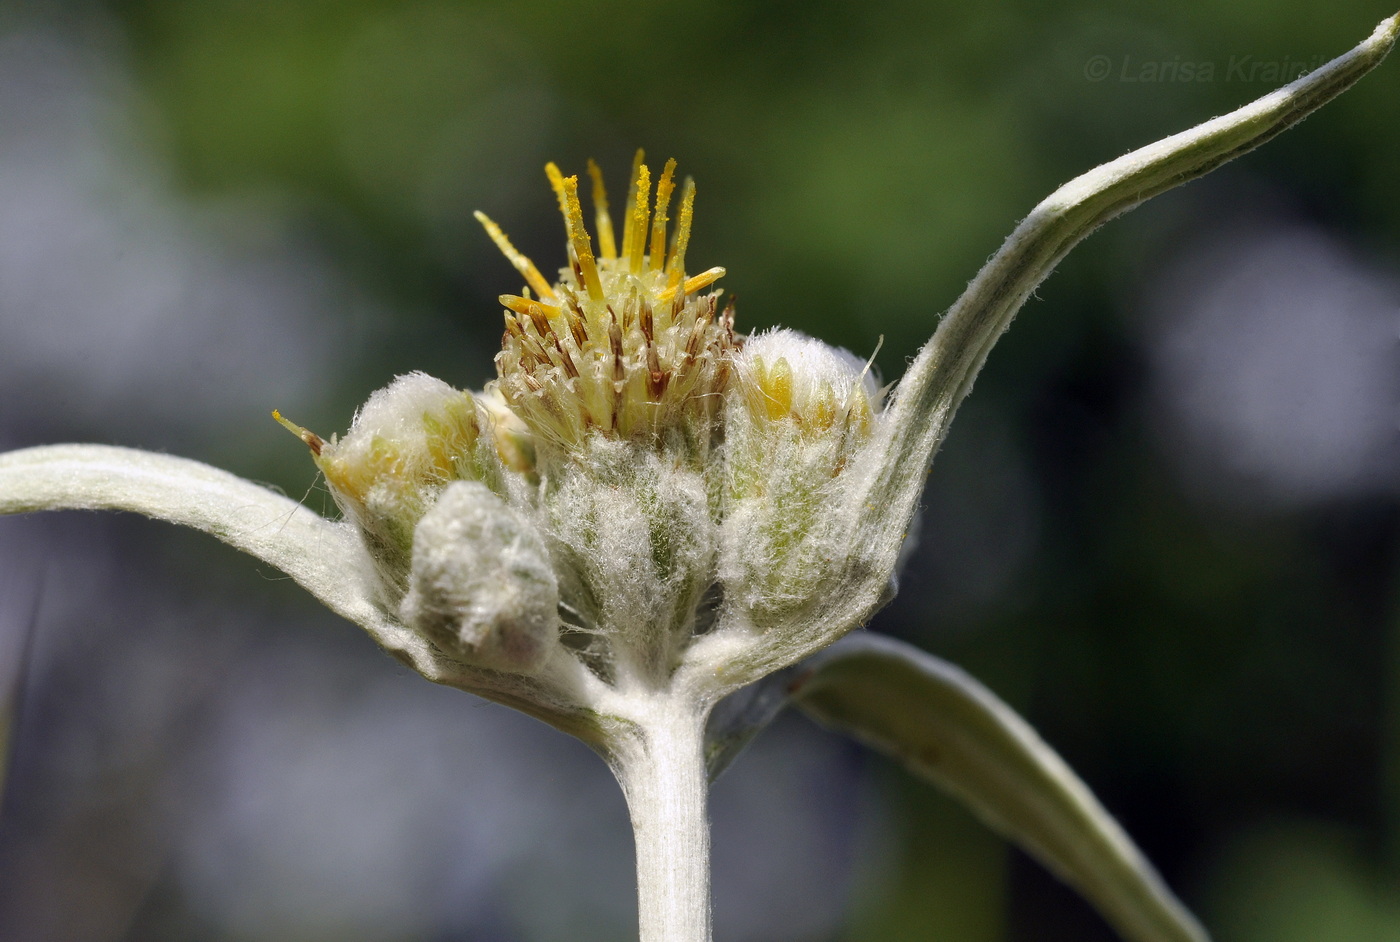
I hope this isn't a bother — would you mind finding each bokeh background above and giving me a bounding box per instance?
[1,0,1398,939]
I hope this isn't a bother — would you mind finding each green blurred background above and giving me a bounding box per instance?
[1,0,1398,939]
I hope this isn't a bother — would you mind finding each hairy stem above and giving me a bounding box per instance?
[615,697,713,942]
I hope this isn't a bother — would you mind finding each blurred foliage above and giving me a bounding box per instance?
[4,0,1399,938]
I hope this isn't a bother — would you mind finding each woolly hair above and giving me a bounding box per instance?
[400,481,559,674]
[534,435,717,686]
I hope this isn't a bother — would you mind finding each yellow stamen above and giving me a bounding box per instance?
[500,294,563,318]
[490,155,740,446]
[561,176,605,302]
[628,163,651,275]
[683,266,725,294]
[545,162,569,215]
[656,265,725,303]
[620,148,645,262]
[666,177,696,288]
[586,159,617,261]
[272,409,324,456]
[500,295,564,335]
[474,211,558,302]
[649,158,677,272]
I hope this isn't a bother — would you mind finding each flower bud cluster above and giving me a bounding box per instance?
[285,155,896,697]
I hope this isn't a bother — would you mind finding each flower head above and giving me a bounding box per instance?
[273,154,895,699]
[483,155,735,454]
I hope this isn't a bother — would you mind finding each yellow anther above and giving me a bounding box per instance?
[620,148,645,262]
[649,158,677,272]
[474,211,557,302]
[586,159,617,261]
[666,177,696,288]
[561,175,605,302]
[627,163,651,275]
[683,266,725,294]
[545,162,569,215]
[500,294,563,319]
[272,409,324,456]
[490,155,738,446]
[655,265,725,303]
[500,295,564,337]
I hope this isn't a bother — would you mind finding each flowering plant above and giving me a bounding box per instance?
[2,15,1396,942]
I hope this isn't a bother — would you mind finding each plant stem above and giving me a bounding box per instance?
[617,697,713,942]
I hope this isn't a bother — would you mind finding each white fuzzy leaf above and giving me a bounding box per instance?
[0,444,433,665]
[862,14,1400,564]
[0,444,612,740]
[793,633,1208,942]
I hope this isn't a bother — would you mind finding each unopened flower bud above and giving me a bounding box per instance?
[313,372,482,594]
[721,329,885,636]
[731,328,878,439]
[400,480,559,674]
